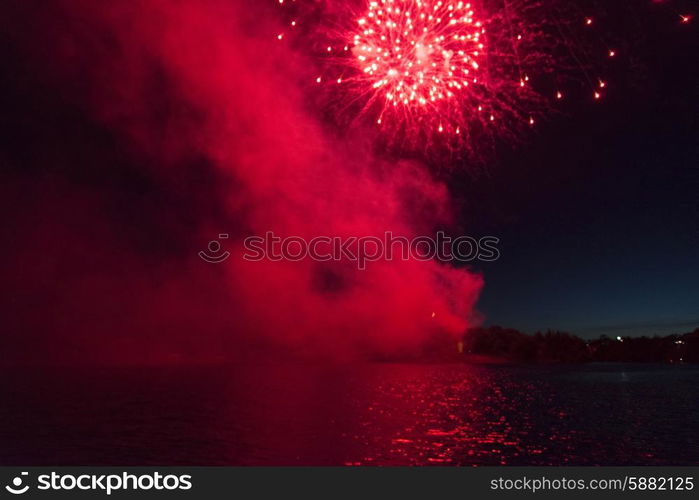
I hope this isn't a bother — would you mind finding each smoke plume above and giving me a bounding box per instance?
[0,0,482,363]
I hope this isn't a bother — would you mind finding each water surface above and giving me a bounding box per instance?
[1,363,697,465]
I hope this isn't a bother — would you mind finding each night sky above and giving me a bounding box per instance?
[0,0,697,364]
[462,3,698,337]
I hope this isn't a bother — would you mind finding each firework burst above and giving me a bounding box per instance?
[351,1,487,125]
[277,0,615,159]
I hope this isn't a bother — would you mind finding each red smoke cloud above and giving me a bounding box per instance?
[1,0,482,363]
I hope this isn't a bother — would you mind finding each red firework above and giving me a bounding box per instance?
[277,0,617,159]
[351,1,487,127]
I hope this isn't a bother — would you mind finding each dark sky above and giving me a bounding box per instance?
[462,2,698,337]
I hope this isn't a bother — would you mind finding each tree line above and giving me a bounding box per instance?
[462,326,699,363]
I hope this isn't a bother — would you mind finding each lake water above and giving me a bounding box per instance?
[1,363,697,465]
